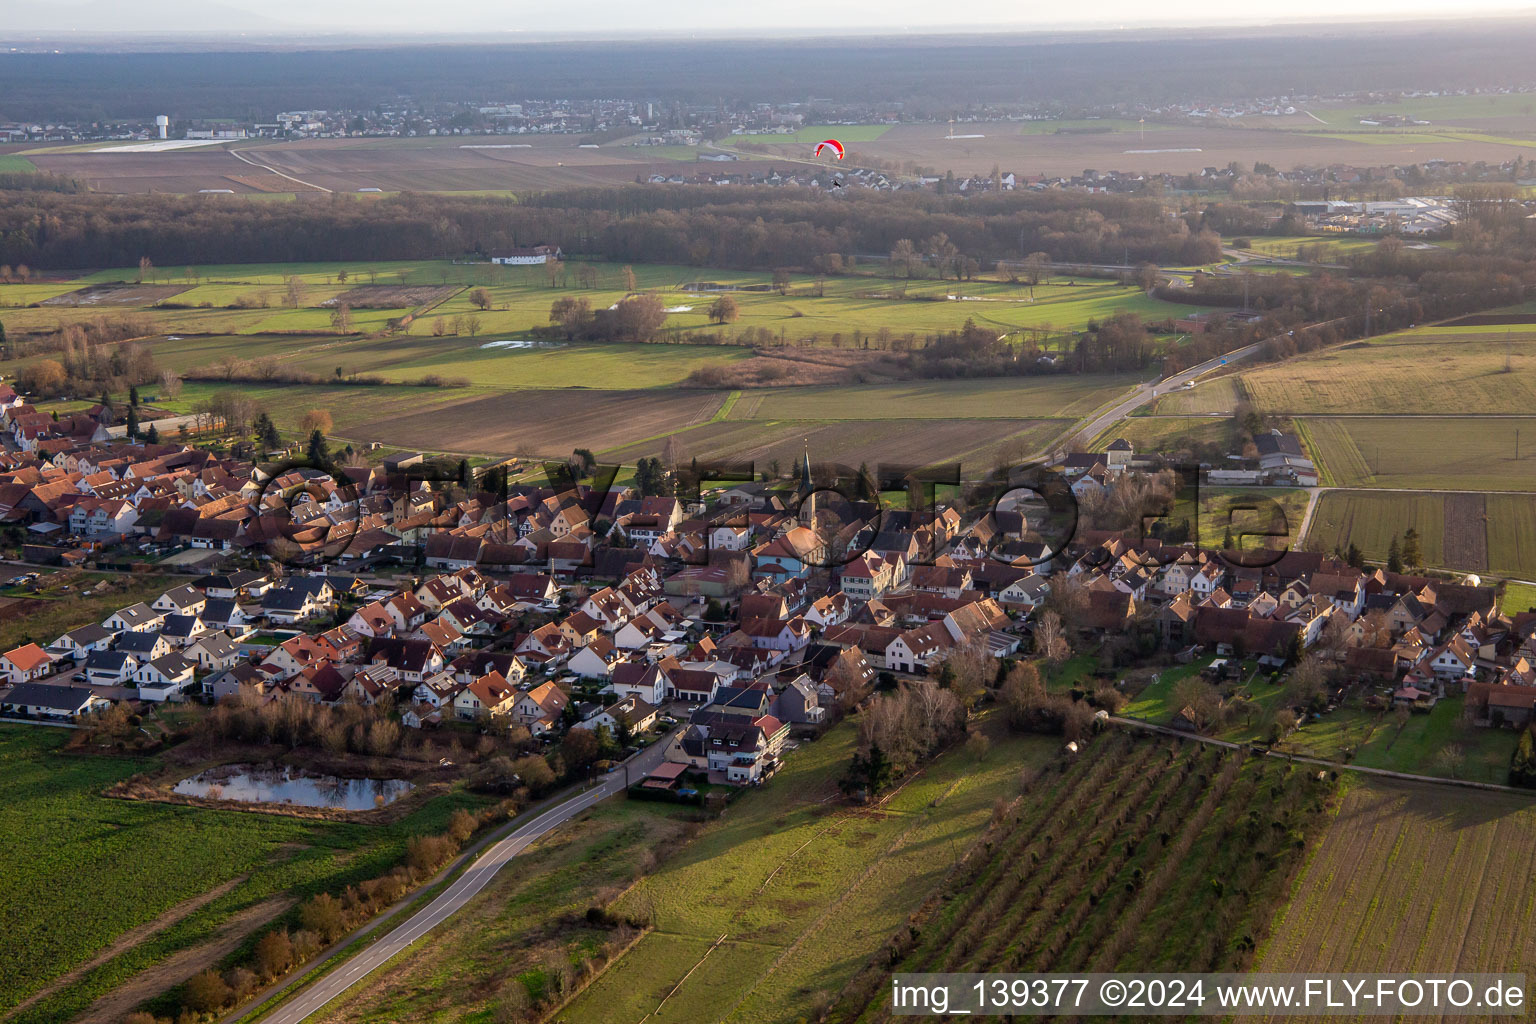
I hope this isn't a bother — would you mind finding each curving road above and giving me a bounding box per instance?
[1047,340,1265,460]
[260,737,674,1024]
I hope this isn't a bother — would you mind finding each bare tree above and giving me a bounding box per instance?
[285,276,307,308]
[1034,609,1069,664]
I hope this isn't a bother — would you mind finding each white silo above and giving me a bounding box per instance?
[155,115,169,140]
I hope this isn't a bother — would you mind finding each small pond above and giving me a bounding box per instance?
[173,764,415,810]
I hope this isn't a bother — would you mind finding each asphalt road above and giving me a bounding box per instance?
[263,736,674,1024]
[1047,340,1264,460]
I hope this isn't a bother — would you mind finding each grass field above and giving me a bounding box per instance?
[1279,696,1517,786]
[1199,487,1310,551]
[1300,416,1536,490]
[1239,327,1536,416]
[1107,415,1232,453]
[0,726,494,1023]
[0,154,36,173]
[1258,775,1536,999]
[2,259,1199,347]
[1148,375,1244,415]
[560,716,1060,1024]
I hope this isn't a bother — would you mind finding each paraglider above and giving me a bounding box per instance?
[814,139,844,160]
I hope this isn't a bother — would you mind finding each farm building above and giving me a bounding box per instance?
[488,245,562,265]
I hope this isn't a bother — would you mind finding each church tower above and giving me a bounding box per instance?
[798,440,816,528]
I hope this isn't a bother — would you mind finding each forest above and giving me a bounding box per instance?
[0,186,1219,271]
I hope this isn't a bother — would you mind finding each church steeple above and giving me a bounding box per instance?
[798,439,816,527]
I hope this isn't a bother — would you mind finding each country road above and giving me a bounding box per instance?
[1050,340,1264,459]
[253,735,674,1023]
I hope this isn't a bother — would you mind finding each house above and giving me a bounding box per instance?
[587,696,658,736]
[840,551,900,601]
[187,633,242,672]
[1427,637,1477,684]
[153,583,208,616]
[347,600,396,638]
[610,662,673,705]
[103,603,164,634]
[514,680,570,735]
[0,643,54,684]
[770,673,825,725]
[704,718,778,784]
[452,671,518,721]
[118,630,172,663]
[158,614,210,648]
[1,682,111,720]
[262,588,320,625]
[194,569,273,599]
[568,636,624,679]
[135,653,198,701]
[84,649,139,685]
[48,624,116,663]
[200,598,254,632]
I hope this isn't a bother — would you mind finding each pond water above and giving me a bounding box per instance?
[173,764,415,810]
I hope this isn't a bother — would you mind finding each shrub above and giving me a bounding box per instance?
[183,969,232,1013]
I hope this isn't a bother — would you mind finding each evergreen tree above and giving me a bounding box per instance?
[1402,527,1421,568]
[1222,525,1235,550]
[145,422,160,445]
[125,407,139,440]
[100,390,111,411]
[254,413,281,451]
[50,410,58,422]
[856,461,874,501]
[306,429,330,465]
[839,744,893,799]
[456,458,471,488]
[0,320,7,347]
[703,597,726,622]
[1387,535,1403,574]
[128,385,140,407]
[1345,543,1364,569]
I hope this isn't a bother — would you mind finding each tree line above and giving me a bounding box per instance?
[0,186,1219,272]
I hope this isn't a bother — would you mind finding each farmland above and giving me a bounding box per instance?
[0,725,494,1024]
[557,716,1061,1024]
[1302,488,1536,577]
[1303,490,1449,567]
[828,732,1334,1023]
[1300,416,1536,491]
[1238,327,1536,416]
[0,255,1181,464]
[0,259,1202,342]
[1258,777,1536,998]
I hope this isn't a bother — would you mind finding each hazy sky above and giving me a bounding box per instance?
[11,0,1536,36]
